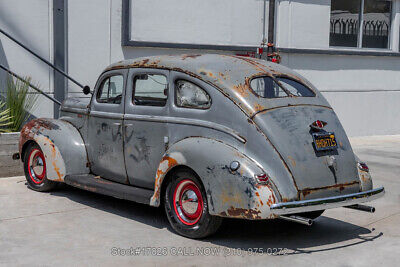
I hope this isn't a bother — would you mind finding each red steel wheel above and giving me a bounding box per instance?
[27,148,46,184]
[173,179,204,226]
[23,143,57,192]
[164,169,222,239]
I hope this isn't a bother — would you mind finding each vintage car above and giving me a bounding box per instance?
[17,54,384,238]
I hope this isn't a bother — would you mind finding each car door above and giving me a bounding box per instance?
[87,69,128,184]
[124,68,170,189]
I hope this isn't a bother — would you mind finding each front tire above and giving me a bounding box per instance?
[24,143,57,192]
[164,170,222,238]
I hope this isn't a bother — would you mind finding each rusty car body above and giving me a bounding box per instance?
[18,54,384,238]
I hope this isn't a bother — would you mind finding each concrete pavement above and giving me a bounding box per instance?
[0,136,399,266]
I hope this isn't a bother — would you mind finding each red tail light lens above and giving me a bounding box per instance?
[358,162,369,172]
[255,173,269,184]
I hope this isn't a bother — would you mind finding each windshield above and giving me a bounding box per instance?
[250,76,315,98]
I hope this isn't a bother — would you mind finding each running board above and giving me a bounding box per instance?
[64,174,153,205]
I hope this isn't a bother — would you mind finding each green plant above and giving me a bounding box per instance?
[5,76,38,132]
[0,101,12,133]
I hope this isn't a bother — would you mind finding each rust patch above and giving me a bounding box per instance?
[287,156,296,168]
[253,103,265,112]
[47,138,63,181]
[300,181,359,198]
[232,83,250,97]
[181,54,201,60]
[19,119,60,154]
[266,195,275,207]
[153,156,179,200]
[225,207,261,220]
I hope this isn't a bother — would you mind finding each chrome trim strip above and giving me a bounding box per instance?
[124,114,246,143]
[271,187,385,215]
[60,107,88,115]
[90,110,124,120]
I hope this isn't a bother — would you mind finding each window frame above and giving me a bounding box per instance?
[248,75,316,99]
[329,0,394,50]
[174,79,212,110]
[96,74,125,104]
[131,73,169,107]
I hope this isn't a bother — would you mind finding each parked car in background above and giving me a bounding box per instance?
[17,54,384,238]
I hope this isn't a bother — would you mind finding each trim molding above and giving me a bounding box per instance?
[124,114,246,143]
[278,47,400,57]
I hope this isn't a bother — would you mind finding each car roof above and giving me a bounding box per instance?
[104,54,326,117]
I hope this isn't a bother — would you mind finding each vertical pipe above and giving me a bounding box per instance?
[262,0,267,44]
[53,0,68,118]
[268,0,276,45]
[358,0,365,48]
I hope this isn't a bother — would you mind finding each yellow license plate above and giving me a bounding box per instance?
[312,132,338,151]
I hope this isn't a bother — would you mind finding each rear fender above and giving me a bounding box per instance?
[19,118,89,181]
[150,137,278,219]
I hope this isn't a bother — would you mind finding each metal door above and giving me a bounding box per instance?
[123,68,170,189]
[87,69,128,183]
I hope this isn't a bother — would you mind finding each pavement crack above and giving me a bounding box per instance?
[0,207,89,222]
[362,211,400,228]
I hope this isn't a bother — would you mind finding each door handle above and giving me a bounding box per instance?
[113,122,121,126]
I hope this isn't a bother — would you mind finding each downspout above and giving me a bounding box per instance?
[266,0,281,63]
[262,0,268,45]
[268,0,276,47]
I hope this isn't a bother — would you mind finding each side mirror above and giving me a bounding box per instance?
[83,85,91,95]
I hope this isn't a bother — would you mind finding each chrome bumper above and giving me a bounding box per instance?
[270,187,385,215]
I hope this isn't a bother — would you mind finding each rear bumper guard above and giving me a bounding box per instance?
[271,187,385,215]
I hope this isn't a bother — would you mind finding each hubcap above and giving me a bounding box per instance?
[28,149,46,184]
[173,179,204,225]
[181,190,199,215]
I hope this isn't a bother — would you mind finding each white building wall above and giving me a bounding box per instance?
[0,0,399,137]
[276,0,400,136]
[0,0,54,118]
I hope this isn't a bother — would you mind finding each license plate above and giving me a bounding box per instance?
[312,132,338,151]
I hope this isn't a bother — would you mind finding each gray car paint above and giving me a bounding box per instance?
[19,54,372,219]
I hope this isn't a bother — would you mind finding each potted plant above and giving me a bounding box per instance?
[0,76,38,177]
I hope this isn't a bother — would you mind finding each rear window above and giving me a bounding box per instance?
[250,76,315,98]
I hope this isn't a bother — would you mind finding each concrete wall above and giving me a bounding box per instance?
[0,0,399,137]
[0,133,23,177]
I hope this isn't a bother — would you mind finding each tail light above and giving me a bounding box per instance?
[255,173,269,184]
[358,162,369,172]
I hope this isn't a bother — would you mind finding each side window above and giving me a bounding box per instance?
[133,74,168,107]
[97,75,124,104]
[175,80,211,109]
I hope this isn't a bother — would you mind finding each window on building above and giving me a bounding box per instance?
[133,74,168,106]
[175,80,211,109]
[97,75,124,104]
[330,0,392,49]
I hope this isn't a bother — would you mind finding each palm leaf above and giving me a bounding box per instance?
[5,76,38,132]
[0,102,12,133]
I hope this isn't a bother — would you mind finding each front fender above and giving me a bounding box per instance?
[19,118,89,181]
[150,137,278,219]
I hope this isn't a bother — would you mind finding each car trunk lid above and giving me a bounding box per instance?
[253,105,359,200]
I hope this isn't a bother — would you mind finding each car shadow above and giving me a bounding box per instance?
[203,217,382,255]
[49,184,382,255]
[49,184,168,229]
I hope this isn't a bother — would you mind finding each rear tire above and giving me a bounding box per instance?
[164,170,222,239]
[24,143,57,192]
